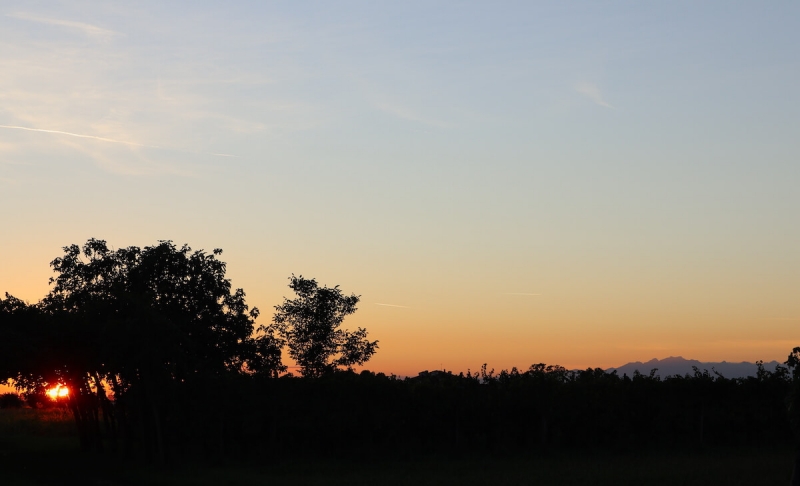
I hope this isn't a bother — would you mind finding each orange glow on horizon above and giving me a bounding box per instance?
[47,384,69,399]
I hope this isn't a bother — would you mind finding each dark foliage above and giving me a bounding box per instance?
[232,364,794,459]
[269,275,378,377]
[0,239,283,462]
[0,392,24,408]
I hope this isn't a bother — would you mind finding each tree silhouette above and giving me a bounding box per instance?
[0,294,53,400]
[268,275,377,377]
[1,238,283,459]
[785,347,800,485]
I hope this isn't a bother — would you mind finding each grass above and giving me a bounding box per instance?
[0,408,794,485]
[0,406,75,436]
[131,448,795,486]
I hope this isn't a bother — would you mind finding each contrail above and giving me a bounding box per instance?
[0,124,238,157]
[375,303,410,308]
[0,124,152,147]
[7,13,118,41]
[503,293,541,296]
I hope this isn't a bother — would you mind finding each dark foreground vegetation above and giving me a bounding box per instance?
[1,239,799,484]
[0,407,795,486]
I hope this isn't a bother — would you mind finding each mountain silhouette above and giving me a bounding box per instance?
[607,356,782,379]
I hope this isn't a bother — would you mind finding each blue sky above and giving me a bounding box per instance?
[1,2,799,374]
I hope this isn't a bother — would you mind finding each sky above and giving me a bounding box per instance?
[1,1,799,378]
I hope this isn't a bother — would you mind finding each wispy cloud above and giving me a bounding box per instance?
[375,303,410,308]
[575,82,614,108]
[7,12,118,42]
[0,125,237,158]
[59,137,196,177]
[502,292,541,296]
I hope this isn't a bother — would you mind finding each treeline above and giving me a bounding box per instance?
[167,362,797,461]
[7,362,795,461]
[2,238,799,464]
[6,363,795,461]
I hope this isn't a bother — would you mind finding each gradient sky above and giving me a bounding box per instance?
[1,1,799,378]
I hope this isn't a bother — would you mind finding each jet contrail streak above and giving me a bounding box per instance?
[0,124,152,147]
[503,293,541,296]
[0,124,238,157]
[375,303,410,308]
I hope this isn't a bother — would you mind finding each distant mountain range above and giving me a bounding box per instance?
[606,356,783,379]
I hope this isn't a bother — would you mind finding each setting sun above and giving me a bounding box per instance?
[47,384,69,399]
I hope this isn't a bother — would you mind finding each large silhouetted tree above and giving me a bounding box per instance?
[44,239,269,373]
[2,238,284,459]
[268,275,378,377]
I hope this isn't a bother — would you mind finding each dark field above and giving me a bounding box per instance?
[0,408,793,486]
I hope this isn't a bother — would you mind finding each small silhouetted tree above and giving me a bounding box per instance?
[268,275,378,377]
